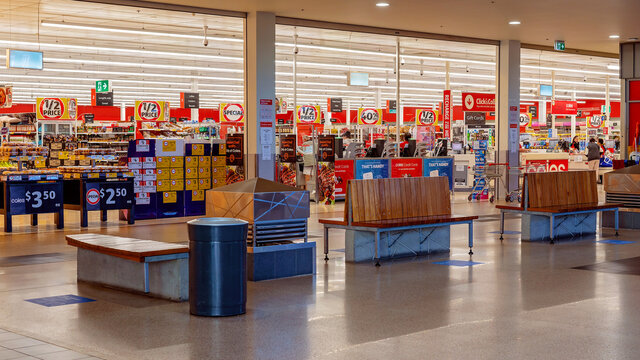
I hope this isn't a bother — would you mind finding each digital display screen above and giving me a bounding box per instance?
[7,49,43,70]
[349,72,369,87]
[539,84,553,97]
[451,142,463,151]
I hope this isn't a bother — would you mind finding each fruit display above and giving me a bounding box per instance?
[0,142,48,156]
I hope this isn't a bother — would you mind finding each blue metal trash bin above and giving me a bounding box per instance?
[187,217,248,316]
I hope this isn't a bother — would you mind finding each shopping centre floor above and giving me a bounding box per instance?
[0,193,639,360]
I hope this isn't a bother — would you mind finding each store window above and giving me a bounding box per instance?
[1,0,244,142]
[519,49,620,169]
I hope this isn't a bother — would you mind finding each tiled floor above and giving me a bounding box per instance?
[0,328,98,360]
[1,191,639,359]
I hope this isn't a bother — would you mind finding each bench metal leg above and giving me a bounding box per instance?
[374,231,381,267]
[549,215,555,244]
[615,209,619,236]
[323,226,329,261]
[499,211,505,241]
[468,221,474,255]
[144,262,150,293]
[31,214,37,226]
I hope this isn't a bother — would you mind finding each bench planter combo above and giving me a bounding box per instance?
[320,176,477,265]
[496,170,620,243]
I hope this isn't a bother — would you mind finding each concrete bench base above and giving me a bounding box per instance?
[77,249,189,301]
[521,213,597,242]
[247,242,316,281]
[345,226,451,262]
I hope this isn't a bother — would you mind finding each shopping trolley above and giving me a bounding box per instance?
[504,165,525,203]
[468,163,508,202]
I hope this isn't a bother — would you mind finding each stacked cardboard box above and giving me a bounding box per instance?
[128,139,157,219]
[211,142,226,188]
[156,139,185,218]
[184,143,211,216]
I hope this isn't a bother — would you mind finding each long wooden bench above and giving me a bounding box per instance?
[66,233,189,301]
[496,170,620,243]
[319,177,477,265]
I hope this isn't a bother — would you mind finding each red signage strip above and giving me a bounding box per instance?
[443,90,451,138]
[551,101,578,115]
[462,92,496,112]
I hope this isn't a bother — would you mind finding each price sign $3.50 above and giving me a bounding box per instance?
[25,190,56,209]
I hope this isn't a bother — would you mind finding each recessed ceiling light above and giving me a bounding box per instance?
[628,37,638,41]
[508,20,521,25]
[609,35,620,39]
[376,2,390,7]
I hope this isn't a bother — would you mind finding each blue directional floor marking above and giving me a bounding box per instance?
[488,230,521,235]
[26,294,96,307]
[433,260,484,267]
[597,240,635,245]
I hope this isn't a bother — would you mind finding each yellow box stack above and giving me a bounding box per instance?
[211,143,226,188]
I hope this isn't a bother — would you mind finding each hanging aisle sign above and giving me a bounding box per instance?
[296,105,321,124]
[219,103,245,123]
[36,98,77,120]
[462,92,495,112]
[0,86,12,108]
[519,113,532,128]
[443,90,451,138]
[587,115,605,128]
[416,109,437,126]
[134,100,169,121]
[357,108,382,125]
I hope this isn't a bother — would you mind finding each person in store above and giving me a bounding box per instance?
[598,138,606,158]
[614,136,621,151]
[586,137,601,174]
[341,130,353,145]
[570,136,580,153]
[399,133,411,157]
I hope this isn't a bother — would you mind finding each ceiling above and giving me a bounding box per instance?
[145,0,637,54]
[0,0,621,112]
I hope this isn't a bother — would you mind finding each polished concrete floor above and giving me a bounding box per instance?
[0,194,639,359]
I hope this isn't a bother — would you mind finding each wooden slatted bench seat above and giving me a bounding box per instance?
[66,233,189,301]
[319,177,477,265]
[496,170,620,243]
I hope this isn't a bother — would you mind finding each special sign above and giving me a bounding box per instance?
[0,86,12,108]
[36,98,77,120]
[135,100,169,121]
[357,108,382,125]
[296,105,321,124]
[416,109,437,126]
[219,103,245,123]
[519,113,532,127]
[587,115,605,128]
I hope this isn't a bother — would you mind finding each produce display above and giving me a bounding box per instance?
[0,142,48,156]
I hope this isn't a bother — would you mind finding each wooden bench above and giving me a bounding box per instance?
[496,170,620,243]
[319,177,477,265]
[66,234,189,301]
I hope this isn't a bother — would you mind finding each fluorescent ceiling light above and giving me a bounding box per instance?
[376,2,390,7]
[609,35,620,39]
[41,68,243,82]
[607,65,620,70]
[40,21,243,43]
[508,21,521,25]
[46,57,243,73]
[521,65,617,77]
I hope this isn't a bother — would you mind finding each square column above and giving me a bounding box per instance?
[245,12,276,180]
[497,40,521,193]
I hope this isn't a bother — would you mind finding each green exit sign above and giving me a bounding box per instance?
[95,80,110,93]
[554,40,565,51]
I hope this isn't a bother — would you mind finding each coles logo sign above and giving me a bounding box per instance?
[416,109,437,125]
[37,98,65,119]
[357,108,382,125]
[86,188,101,206]
[220,103,245,123]
[462,92,495,112]
[136,101,161,121]
[296,105,320,124]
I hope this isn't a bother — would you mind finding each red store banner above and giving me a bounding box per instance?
[443,90,451,138]
[391,158,423,178]
[334,159,355,196]
[462,92,495,112]
[551,100,578,115]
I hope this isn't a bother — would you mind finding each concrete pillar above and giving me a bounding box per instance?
[497,40,520,193]
[245,12,276,180]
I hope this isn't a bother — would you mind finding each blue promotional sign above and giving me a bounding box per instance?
[9,182,63,214]
[85,181,134,211]
[423,157,454,190]
[355,159,389,179]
